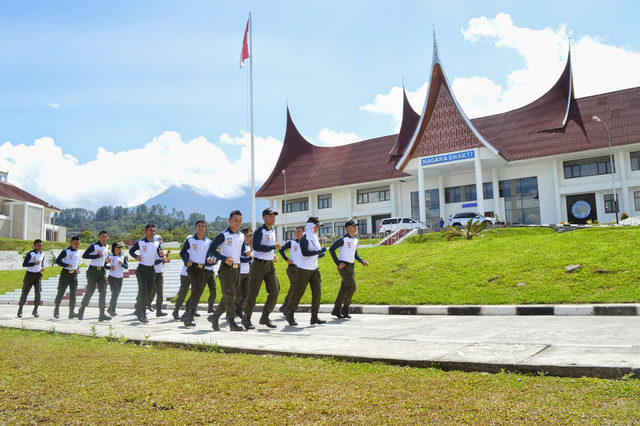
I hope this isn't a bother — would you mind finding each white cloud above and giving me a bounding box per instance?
[360,83,427,132]
[0,131,283,210]
[316,129,363,147]
[48,103,60,109]
[455,13,640,118]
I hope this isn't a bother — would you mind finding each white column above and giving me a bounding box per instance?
[418,163,426,222]
[551,161,563,223]
[22,202,28,240]
[347,189,353,220]
[491,168,500,219]
[617,151,629,215]
[390,182,397,217]
[309,194,316,217]
[438,175,445,223]
[474,149,484,214]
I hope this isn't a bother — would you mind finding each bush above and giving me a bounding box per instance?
[621,212,629,220]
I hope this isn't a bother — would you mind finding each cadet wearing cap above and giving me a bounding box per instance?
[129,225,163,323]
[106,241,128,318]
[330,219,369,319]
[243,207,281,330]
[207,210,250,331]
[285,217,327,326]
[18,239,46,318]
[278,225,304,315]
[149,236,169,317]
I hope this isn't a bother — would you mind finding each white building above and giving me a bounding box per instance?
[256,40,640,240]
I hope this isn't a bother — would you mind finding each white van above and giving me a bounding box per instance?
[379,217,430,235]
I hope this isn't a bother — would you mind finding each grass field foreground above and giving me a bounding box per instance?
[0,328,639,425]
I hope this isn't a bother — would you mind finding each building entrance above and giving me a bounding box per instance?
[566,193,597,224]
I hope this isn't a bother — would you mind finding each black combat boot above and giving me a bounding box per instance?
[278,304,288,315]
[99,309,112,322]
[207,304,214,314]
[53,305,60,319]
[147,302,154,312]
[182,309,196,327]
[229,319,244,332]
[193,309,201,317]
[68,307,77,319]
[207,310,222,331]
[331,306,344,319]
[156,307,168,317]
[77,306,85,320]
[32,306,39,318]
[241,313,255,330]
[285,309,298,326]
[139,308,149,324]
[310,310,326,325]
[340,306,351,319]
[172,307,180,320]
[17,305,23,318]
[234,307,243,318]
[259,311,276,329]
[108,306,117,317]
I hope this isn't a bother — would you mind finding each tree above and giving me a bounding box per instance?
[188,212,206,227]
[95,206,113,222]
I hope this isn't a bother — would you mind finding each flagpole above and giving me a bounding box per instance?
[249,11,256,232]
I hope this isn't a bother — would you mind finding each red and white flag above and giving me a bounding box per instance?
[240,18,249,68]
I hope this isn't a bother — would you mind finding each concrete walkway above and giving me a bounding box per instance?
[2,303,639,380]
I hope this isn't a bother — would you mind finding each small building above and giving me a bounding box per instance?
[257,38,640,240]
[0,171,66,242]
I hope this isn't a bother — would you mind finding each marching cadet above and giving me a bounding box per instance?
[129,224,163,323]
[179,220,213,327]
[234,227,253,318]
[205,257,218,314]
[330,219,369,319]
[172,263,191,320]
[207,210,250,331]
[243,207,281,330]
[106,241,128,317]
[285,217,327,326]
[278,225,304,315]
[17,239,46,318]
[80,230,111,321]
[53,236,81,319]
[149,236,169,317]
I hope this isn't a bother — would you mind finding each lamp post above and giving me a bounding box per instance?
[282,170,287,241]
[592,116,619,224]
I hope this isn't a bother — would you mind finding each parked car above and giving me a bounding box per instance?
[448,212,496,227]
[379,217,430,235]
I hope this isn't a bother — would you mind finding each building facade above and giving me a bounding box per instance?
[256,39,640,240]
[0,171,66,242]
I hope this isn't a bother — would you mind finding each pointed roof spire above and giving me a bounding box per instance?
[389,86,420,157]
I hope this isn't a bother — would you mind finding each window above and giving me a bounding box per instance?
[284,227,296,241]
[318,194,332,209]
[604,194,618,214]
[563,156,614,179]
[631,152,640,171]
[334,222,346,236]
[445,185,479,203]
[357,219,367,235]
[282,197,309,213]
[319,223,333,238]
[483,182,494,200]
[410,189,440,227]
[357,187,390,204]
[635,192,640,211]
[499,177,540,225]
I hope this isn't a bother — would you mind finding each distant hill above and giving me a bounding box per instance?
[143,185,270,222]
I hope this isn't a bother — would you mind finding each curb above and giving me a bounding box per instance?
[4,301,640,316]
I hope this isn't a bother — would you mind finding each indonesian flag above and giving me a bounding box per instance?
[240,18,249,68]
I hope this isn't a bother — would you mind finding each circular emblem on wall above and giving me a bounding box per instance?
[571,200,591,219]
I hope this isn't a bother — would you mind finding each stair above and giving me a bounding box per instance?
[379,228,419,246]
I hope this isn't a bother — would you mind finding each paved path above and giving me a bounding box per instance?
[2,304,639,380]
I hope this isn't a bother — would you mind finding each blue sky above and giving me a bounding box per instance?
[1,1,639,210]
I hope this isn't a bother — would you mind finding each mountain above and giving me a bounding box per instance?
[143,185,270,223]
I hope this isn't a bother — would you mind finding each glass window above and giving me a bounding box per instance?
[334,222,345,236]
[357,219,367,235]
[357,187,390,204]
[318,195,332,209]
[499,177,540,225]
[563,156,614,179]
[483,182,493,200]
[282,197,309,213]
[631,152,640,171]
[604,194,618,214]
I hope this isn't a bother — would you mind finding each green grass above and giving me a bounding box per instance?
[0,267,65,296]
[0,328,638,425]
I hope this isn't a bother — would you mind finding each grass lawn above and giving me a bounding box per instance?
[0,267,65,296]
[241,226,640,306]
[0,328,638,425]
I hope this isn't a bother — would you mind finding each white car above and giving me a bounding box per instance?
[448,212,496,227]
[379,217,430,235]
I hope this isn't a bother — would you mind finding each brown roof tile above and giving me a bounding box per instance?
[256,109,409,198]
[0,182,60,210]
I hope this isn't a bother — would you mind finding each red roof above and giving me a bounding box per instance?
[255,109,410,198]
[388,88,420,157]
[472,54,640,161]
[0,182,61,210]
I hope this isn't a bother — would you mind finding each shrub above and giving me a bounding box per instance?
[621,212,629,220]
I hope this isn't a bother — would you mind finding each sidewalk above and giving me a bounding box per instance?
[2,304,639,380]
